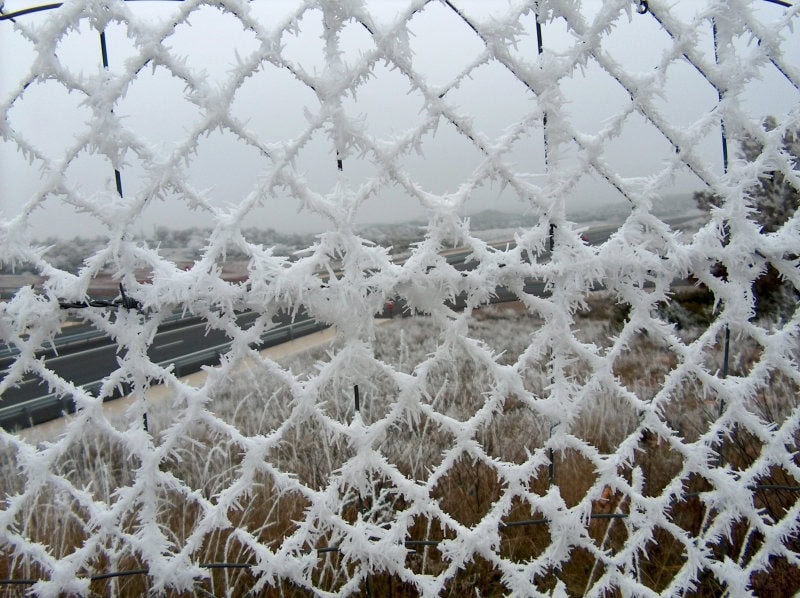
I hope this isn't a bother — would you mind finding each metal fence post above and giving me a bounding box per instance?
[98,30,124,199]
[353,385,374,597]
[713,17,731,411]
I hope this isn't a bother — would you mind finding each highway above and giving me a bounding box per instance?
[0,311,323,430]
[3,312,252,401]
[0,216,699,430]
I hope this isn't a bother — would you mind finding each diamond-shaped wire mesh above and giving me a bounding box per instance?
[1,0,799,595]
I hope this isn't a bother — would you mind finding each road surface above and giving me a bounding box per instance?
[0,216,698,429]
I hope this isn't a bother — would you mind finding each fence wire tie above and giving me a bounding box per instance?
[58,283,141,311]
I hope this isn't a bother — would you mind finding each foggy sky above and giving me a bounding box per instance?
[1,0,797,239]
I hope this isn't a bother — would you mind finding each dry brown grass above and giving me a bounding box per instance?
[2,290,798,596]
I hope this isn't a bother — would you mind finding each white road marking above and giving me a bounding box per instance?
[45,342,118,364]
[153,340,183,350]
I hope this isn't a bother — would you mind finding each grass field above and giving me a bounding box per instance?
[1,289,798,596]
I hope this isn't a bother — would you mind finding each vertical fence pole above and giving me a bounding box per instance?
[713,18,730,175]
[99,30,123,198]
[538,10,555,490]
[537,6,556,492]
[548,424,555,488]
[535,10,548,169]
[712,17,731,407]
[100,29,147,433]
[535,6,556,250]
[353,385,373,597]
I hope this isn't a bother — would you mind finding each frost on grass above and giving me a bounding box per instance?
[3,300,799,595]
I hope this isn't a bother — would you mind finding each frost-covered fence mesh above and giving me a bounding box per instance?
[1,0,800,595]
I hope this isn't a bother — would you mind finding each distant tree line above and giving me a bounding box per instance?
[1,210,566,276]
[0,227,318,275]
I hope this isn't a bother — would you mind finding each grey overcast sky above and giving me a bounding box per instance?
[1,0,797,239]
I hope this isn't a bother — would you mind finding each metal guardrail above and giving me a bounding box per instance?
[0,308,202,362]
[0,327,102,361]
[0,216,689,431]
[0,318,326,430]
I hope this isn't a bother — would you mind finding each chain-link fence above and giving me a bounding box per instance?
[1,0,799,595]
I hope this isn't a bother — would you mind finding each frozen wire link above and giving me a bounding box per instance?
[0,0,798,596]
